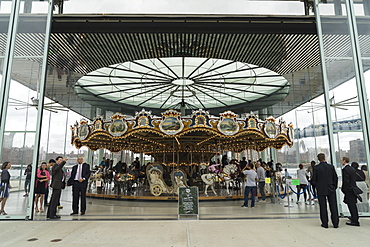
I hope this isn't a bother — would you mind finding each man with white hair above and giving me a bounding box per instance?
[68,157,90,216]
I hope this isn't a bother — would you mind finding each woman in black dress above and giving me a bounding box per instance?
[34,162,50,213]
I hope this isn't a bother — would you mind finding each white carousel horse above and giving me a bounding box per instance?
[201,173,218,197]
[201,163,238,196]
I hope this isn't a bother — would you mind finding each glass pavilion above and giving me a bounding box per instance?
[0,0,370,220]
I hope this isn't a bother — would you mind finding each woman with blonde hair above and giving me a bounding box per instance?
[0,162,12,215]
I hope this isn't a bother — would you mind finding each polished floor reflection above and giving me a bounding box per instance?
[2,185,369,221]
[1,186,321,220]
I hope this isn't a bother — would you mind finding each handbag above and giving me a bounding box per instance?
[61,181,66,190]
[0,183,5,198]
[352,186,363,202]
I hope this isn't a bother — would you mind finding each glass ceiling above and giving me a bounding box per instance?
[75,57,289,110]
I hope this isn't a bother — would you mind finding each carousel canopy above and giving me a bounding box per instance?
[74,57,290,114]
[71,109,293,153]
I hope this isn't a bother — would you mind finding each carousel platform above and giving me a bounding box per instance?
[86,192,245,201]
[86,186,280,201]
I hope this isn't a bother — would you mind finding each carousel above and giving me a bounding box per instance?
[71,108,294,200]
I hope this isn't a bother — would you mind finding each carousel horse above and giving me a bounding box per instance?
[89,166,105,191]
[201,163,238,196]
[113,172,136,195]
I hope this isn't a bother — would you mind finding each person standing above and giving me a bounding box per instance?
[114,161,123,174]
[307,161,317,202]
[44,159,56,207]
[23,164,32,197]
[132,157,141,170]
[0,162,12,215]
[46,156,67,219]
[312,153,339,228]
[360,165,369,199]
[256,161,266,201]
[34,162,50,213]
[221,155,228,169]
[241,163,258,208]
[68,157,90,215]
[239,157,248,171]
[99,157,106,167]
[57,164,68,209]
[351,162,368,212]
[296,164,309,205]
[341,157,360,226]
[127,163,138,195]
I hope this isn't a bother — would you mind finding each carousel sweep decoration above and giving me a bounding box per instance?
[71,109,294,166]
[146,163,189,196]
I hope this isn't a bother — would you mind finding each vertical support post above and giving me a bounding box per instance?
[27,0,54,219]
[140,152,144,167]
[87,149,94,167]
[314,0,337,167]
[334,0,343,15]
[364,0,370,16]
[98,149,104,164]
[120,150,124,162]
[346,0,370,187]
[261,150,267,162]
[294,110,301,165]
[314,0,343,214]
[311,104,318,159]
[0,0,21,160]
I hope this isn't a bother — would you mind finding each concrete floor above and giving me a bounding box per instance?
[0,188,369,246]
[1,218,369,246]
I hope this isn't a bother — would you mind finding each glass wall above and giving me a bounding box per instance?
[3,0,370,220]
[0,0,53,220]
[315,0,370,215]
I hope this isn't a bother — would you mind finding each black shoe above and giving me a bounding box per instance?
[334,225,339,228]
[80,212,85,215]
[346,222,360,226]
[70,212,78,215]
[49,216,61,219]
[241,205,247,207]
[321,224,328,228]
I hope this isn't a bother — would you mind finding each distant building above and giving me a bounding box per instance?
[3,133,15,148]
[349,139,366,163]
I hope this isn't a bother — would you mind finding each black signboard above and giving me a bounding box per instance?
[178,187,199,215]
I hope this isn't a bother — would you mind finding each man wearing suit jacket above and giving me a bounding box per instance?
[68,157,90,215]
[312,153,339,228]
[47,156,68,219]
[341,156,360,226]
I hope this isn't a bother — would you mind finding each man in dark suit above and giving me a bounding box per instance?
[47,156,67,219]
[341,156,360,226]
[68,157,90,215]
[312,153,339,228]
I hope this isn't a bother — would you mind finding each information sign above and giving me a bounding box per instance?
[178,187,199,215]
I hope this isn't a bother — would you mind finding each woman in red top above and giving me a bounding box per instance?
[34,162,50,213]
